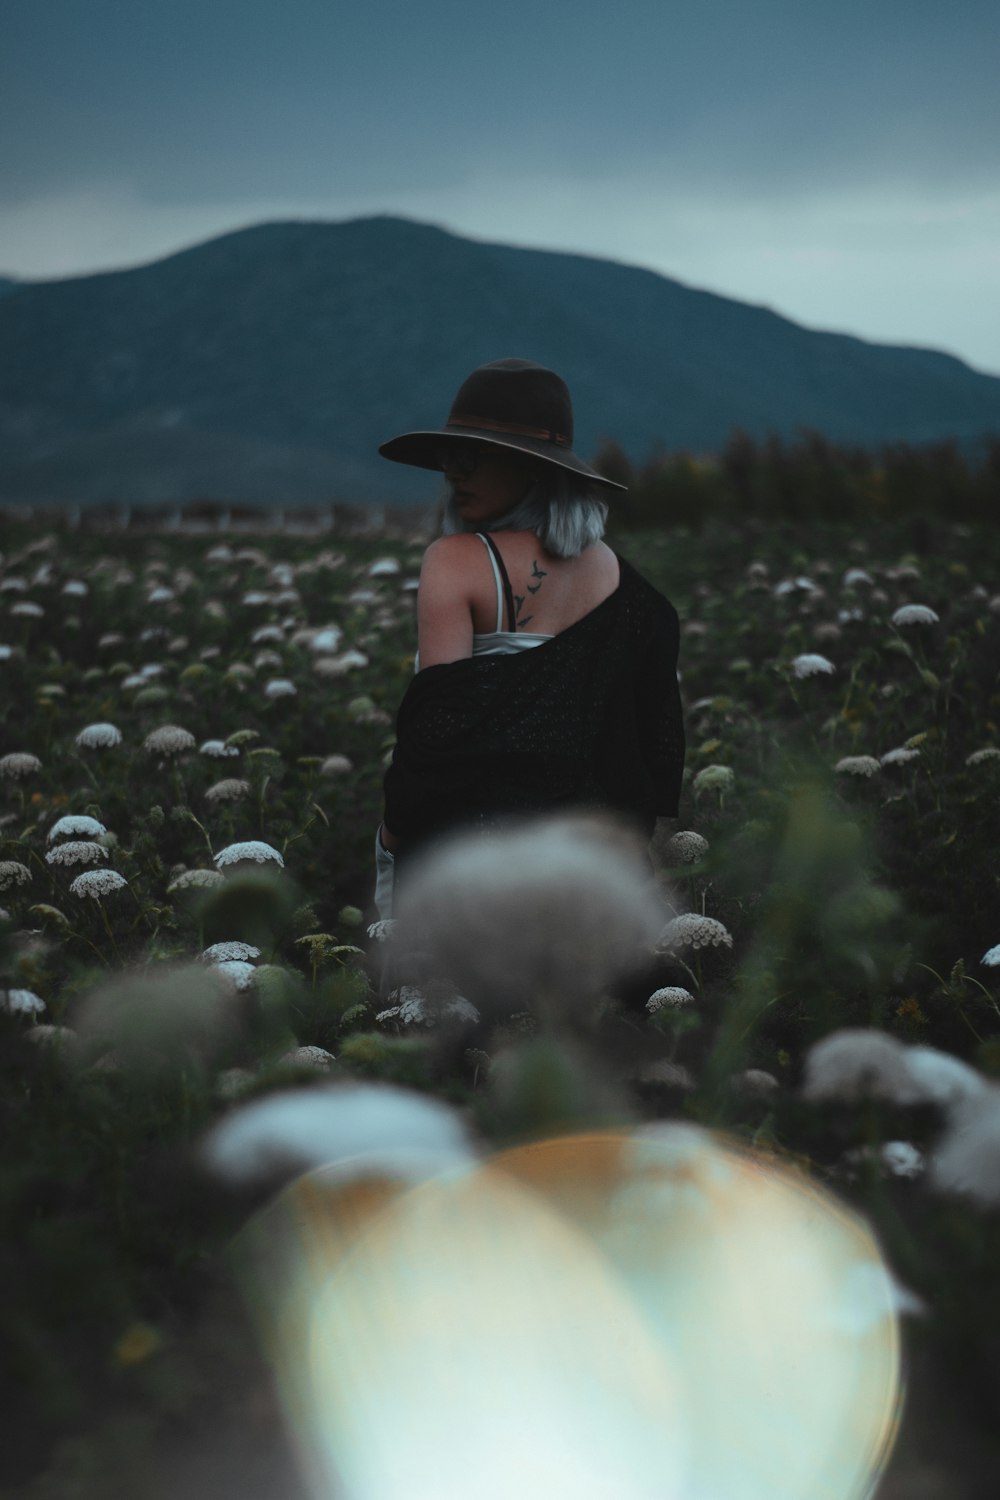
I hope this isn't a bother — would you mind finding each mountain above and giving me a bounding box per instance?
[1,216,998,506]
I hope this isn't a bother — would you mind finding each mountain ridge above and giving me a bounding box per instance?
[0,215,997,505]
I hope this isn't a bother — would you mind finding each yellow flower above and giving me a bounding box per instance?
[113,1323,161,1367]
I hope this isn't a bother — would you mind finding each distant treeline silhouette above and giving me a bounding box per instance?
[597,430,1000,528]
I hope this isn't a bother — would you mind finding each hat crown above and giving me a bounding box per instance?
[447,359,574,447]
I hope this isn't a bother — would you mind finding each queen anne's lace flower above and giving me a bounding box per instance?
[1,987,46,1016]
[314,648,370,678]
[892,604,939,627]
[263,678,296,699]
[202,941,261,964]
[321,753,354,776]
[0,645,13,661]
[928,1091,1000,1206]
[791,654,835,678]
[205,778,251,803]
[48,814,107,842]
[214,840,285,869]
[213,959,256,991]
[967,748,1000,766]
[693,764,734,794]
[75,722,123,749]
[842,568,874,587]
[309,626,344,654]
[658,914,733,952]
[0,861,31,890]
[981,944,1000,967]
[367,919,396,943]
[277,1045,337,1071]
[0,752,42,779]
[251,625,285,644]
[45,840,109,868]
[69,868,129,900]
[880,747,921,766]
[834,756,881,777]
[11,601,44,618]
[167,868,225,893]
[646,986,695,1012]
[369,557,401,577]
[663,830,709,864]
[200,739,240,758]
[144,724,195,755]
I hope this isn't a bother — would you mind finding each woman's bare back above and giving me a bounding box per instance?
[467,531,621,636]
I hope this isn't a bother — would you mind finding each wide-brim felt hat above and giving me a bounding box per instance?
[378,358,627,494]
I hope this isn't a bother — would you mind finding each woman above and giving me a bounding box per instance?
[373,358,685,917]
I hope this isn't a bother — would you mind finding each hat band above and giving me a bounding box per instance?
[448,414,571,448]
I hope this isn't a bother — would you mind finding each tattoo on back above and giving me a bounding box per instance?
[515,559,547,629]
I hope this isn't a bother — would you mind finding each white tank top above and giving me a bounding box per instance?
[414,533,553,671]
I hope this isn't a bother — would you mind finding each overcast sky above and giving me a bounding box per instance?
[4,0,999,373]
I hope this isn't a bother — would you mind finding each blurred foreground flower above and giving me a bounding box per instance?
[392,816,665,1020]
[237,1126,903,1500]
[928,1088,1000,1207]
[981,944,1000,966]
[803,1029,987,1109]
[201,1080,476,1189]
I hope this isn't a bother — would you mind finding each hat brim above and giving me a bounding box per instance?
[378,426,627,495]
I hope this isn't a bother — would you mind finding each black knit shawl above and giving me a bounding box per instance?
[382,555,685,859]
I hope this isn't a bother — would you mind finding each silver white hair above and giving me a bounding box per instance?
[441,468,609,558]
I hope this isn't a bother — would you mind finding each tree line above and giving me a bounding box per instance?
[596,429,1000,529]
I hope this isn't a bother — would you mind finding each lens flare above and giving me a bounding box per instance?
[235,1128,902,1500]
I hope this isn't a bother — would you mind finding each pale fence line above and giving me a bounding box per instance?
[0,500,437,537]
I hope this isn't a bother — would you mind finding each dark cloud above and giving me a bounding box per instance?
[3,0,998,203]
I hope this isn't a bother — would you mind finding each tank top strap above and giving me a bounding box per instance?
[476,532,517,632]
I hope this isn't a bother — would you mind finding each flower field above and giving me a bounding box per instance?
[2,509,1000,1497]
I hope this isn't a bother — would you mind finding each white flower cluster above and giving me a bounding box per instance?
[834,756,881,777]
[200,739,240,758]
[321,753,354,776]
[802,1029,985,1108]
[0,752,42,779]
[646,986,695,1012]
[981,944,1000,967]
[891,604,939,627]
[0,860,31,891]
[69,868,129,900]
[75,722,123,749]
[205,778,251,803]
[48,814,107,842]
[213,959,257,991]
[45,840,109,868]
[144,724,195,755]
[263,678,297,699]
[791,653,835,679]
[1,987,46,1016]
[658,914,733,952]
[214,840,285,869]
[167,868,225,893]
[202,941,261,964]
[880,747,920,766]
[693,764,734,794]
[966,747,1000,766]
[663,830,709,864]
[277,1045,337,1072]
